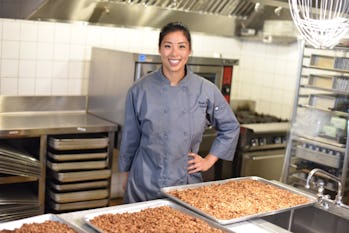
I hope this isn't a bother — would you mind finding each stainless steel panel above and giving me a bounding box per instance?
[241,149,285,180]
[83,199,234,233]
[161,176,317,225]
[48,151,107,161]
[49,189,109,203]
[0,113,117,137]
[0,213,85,232]
[52,169,111,182]
[88,48,135,126]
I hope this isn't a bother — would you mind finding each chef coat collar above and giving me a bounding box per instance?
[156,65,192,86]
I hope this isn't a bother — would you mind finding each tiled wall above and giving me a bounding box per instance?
[0,18,300,119]
[231,41,301,119]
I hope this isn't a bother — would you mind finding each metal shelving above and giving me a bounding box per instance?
[282,42,349,202]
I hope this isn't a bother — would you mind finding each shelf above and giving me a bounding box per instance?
[298,104,349,118]
[293,134,346,149]
[0,175,37,184]
[301,85,349,96]
[283,43,349,202]
[303,65,349,74]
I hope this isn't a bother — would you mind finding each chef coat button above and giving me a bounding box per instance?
[182,109,186,114]
[214,106,219,111]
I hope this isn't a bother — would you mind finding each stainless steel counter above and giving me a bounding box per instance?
[0,112,117,137]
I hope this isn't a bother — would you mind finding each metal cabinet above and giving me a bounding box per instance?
[281,42,349,202]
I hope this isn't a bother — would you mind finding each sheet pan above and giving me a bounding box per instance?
[48,151,107,161]
[84,199,234,233]
[47,160,108,171]
[0,213,86,232]
[161,176,317,225]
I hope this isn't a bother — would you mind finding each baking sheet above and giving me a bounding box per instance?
[83,199,234,233]
[50,180,109,191]
[48,151,107,161]
[161,176,317,225]
[51,169,111,182]
[49,199,108,211]
[49,189,109,203]
[49,137,108,150]
[47,160,108,171]
[0,213,85,232]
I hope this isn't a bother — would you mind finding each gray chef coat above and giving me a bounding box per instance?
[119,66,240,203]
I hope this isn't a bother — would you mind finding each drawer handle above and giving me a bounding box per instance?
[250,154,284,161]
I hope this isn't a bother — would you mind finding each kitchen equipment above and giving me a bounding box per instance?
[237,122,289,180]
[161,176,316,225]
[208,100,289,181]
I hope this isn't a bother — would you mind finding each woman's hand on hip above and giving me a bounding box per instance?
[187,152,218,174]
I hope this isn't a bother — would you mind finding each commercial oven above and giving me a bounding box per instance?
[237,123,289,181]
[133,54,237,103]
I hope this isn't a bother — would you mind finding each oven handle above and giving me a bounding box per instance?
[249,154,284,161]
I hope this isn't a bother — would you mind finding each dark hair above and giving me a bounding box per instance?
[158,22,192,50]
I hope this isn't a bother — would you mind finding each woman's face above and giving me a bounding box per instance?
[159,30,191,77]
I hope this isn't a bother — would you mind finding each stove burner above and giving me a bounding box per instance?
[235,110,287,124]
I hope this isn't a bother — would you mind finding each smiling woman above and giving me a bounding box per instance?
[118,21,240,204]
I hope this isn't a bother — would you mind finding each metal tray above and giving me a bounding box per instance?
[161,176,317,225]
[49,199,108,211]
[83,199,234,233]
[49,137,109,150]
[48,151,108,161]
[50,180,109,191]
[49,189,109,203]
[0,213,85,232]
[47,160,108,171]
[51,169,111,182]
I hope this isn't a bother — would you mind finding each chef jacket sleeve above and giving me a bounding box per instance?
[207,86,240,161]
[118,88,141,172]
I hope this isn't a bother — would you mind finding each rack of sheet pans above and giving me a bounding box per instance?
[0,146,42,222]
[46,134,112,213]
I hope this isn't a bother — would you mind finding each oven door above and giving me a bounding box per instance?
[241,149,285,181]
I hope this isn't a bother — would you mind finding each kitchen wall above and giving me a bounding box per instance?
[0,18,300,119]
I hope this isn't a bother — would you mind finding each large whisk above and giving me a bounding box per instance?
[289,0,349,48]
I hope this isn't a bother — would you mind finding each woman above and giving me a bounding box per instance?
[119,22,240,203]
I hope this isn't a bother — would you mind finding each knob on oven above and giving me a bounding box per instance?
[221,84,230,95]
[251,138,258,146]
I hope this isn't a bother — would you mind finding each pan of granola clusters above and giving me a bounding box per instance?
[0,214,84,233]
[84,199,234,233]
[161,176,317,225]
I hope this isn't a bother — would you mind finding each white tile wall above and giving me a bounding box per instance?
[0,18,300,119]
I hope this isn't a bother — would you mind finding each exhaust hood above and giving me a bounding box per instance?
[0,0,297,43]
